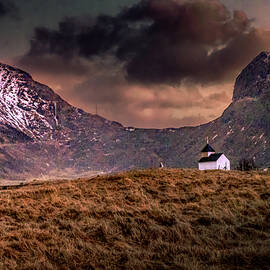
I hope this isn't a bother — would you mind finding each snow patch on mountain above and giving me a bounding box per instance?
[0,64,58,139]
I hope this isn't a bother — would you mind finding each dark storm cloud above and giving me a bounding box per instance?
[0,0,19,19]
[21,0,265,85]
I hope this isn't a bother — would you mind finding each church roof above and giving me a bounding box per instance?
[201,144,215,153]
[198,153,223,163]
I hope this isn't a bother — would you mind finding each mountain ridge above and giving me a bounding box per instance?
[233,51,270,101]
[0,52,270,178]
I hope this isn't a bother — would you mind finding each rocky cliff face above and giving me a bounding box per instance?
[0,63,60,140]
[0,52,270,179]
[0,63,125,140]
[233,51,270,101]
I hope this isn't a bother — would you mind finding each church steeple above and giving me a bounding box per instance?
[201,139,215,158]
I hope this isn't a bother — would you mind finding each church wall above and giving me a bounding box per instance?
[217,155,230,170]
[198,161,217,170]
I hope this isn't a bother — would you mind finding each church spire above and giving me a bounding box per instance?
[201,141,215,158]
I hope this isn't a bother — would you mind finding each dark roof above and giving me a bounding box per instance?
[201,144,215,153]
[198,153,223,163]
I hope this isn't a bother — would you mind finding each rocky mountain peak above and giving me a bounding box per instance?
[0,63,65,140]
[233,51,270,101]
[0,63,32,80]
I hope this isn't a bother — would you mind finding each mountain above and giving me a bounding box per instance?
[1,52,270,178]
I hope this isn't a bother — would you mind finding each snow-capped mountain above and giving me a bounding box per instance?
[0,64,61,140]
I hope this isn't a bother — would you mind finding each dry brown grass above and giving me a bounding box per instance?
[0,169,269,270]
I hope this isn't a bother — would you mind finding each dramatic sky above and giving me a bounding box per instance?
[1,0,270,128]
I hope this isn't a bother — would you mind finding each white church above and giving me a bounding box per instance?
[198,141,230,170]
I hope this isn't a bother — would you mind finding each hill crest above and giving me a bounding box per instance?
[0,168,269,269]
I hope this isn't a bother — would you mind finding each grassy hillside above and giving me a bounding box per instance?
[0,169,269,270]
